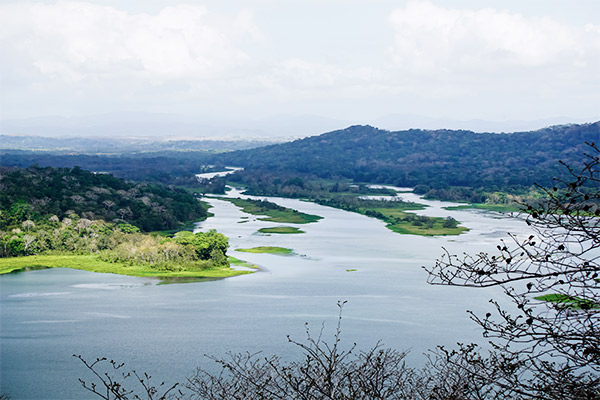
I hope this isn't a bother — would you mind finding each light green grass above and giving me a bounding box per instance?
[0,255,251,280]
[258,226,305,234]
[228,256,259,269]
[223,198,322,224]
[235,246,294,255]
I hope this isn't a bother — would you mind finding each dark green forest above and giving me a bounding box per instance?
[0,150,214,186]
[0,166,207,232]
[2,122,598,203]
[216,122,599,201]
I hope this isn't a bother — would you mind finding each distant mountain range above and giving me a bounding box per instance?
[0,134,278,153]
[2,112,595,139]
[214,121,600,191]
[2,120,598,202]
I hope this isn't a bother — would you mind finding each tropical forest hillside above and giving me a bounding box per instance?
[216,122,599,201]
[0,166,207,232]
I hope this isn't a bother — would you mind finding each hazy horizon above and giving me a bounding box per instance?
[1,1,599,138]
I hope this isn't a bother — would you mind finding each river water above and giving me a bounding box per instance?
[0,185,530,399]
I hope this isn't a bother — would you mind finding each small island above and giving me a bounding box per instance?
[236,246,294,255]
[258,226,305,234]
[316,196,469,236]
[223,197,322,224]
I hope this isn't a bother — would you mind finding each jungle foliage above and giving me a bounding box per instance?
[0,166,207,232]
[220,122,599,202]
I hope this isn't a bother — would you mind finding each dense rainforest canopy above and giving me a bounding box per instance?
[0,166,207,232]
[215,122,599,200]
[1,122,598,202]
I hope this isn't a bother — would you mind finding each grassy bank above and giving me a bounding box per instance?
[258,226,305,234]
[229,256,260,269]
[0,255,252,280]
[223,198,322,224]
[235,247,294,255]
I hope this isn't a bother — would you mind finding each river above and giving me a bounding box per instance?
[0,184,530,399]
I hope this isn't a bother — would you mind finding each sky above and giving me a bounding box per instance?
[1,0,599,135]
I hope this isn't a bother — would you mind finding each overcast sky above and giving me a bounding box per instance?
[1,0,599,128]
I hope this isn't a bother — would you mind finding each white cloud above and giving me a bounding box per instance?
[1,1,598,122]
[387,1,600,87]
[0,1,262,85]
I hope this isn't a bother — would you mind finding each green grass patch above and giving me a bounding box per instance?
[235,246,294,255]
[223,198,322,224]
[346,269,357,272]
[0,255,251,280]
[535,293,599,310]
[258,226,305,234]
[229,256,259,269]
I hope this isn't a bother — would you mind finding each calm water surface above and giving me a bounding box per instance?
[0,188,529,399]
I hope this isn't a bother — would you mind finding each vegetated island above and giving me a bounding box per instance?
[222,197,322,224]
[314,196,469,236]
[0,166,252,281]
[222,185,467,236]
[236,246,294,255]
[258,226,305,234]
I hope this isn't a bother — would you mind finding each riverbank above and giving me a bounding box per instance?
[0,255,253,280]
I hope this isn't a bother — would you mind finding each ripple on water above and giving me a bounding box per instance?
[71,282,155,290]
[8,292,71,298]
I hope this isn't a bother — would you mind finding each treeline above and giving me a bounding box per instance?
[0,135,274,153]
[0,150,218,186]
[218,122,599,201]
[229,171,397,198]
[0,166,207,232]
[99,230,229,271]
[0,212,229,270]
[2,122,598,204]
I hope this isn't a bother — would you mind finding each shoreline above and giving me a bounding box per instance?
[0,254,253,281]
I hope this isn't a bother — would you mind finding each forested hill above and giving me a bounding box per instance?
[0,166,207,231]
[216,122,600,190]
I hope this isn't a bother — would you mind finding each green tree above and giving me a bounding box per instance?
[192,230,229,260]
[174,230,229,261]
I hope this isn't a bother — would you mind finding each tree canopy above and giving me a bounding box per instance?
[0,166,207,231]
